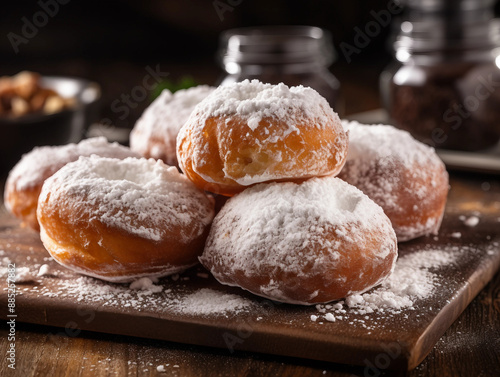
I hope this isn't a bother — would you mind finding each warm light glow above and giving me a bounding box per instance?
[225,62,240,74]
[401,21,413,33]
[495,55,500,69]
[396,49,411,63]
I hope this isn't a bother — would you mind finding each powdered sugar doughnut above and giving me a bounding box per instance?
[200,176,397,305]
[338,121,449,242]
[37,156,215,282]
[177,80,348,196]
[130,86,215,166]
[4,137,139,231]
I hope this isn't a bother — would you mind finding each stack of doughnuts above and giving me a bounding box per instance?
[3,79,449,306]
[177,80,400,304]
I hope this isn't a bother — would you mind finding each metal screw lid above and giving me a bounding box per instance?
[218,26,336,66]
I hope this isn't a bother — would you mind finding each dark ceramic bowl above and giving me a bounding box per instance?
[0,76,101,175]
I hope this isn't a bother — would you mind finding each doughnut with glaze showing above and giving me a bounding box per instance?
[130,86,215,166]
[177,80,348,196]
[37,156,215,282]
[338,121,449,242]
[200,176,398,305]
[4,137,139,231]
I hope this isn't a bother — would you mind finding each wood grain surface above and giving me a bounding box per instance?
[0,173,499,377]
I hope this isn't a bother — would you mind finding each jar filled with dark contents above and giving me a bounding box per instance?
[218,26,343,115]
[380,0,500,151]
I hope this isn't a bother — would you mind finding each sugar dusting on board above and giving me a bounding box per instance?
[1,241,498,325]
[179,288,252,315]
[36,274,254,317]
[311,247,462,327]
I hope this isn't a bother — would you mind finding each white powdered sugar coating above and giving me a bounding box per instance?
[201,176,397,305]
[130,86,215,165]
[6,137,139,192]
[341,120,436,169]
[177,80,345,186]
[190,80,333,131]
[339,121,448,241]
[39,156,214,243]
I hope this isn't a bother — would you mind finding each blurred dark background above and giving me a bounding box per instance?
[1,0,499,128]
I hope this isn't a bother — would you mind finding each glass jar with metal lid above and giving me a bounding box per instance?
[217,26,342,115]
[380,0,500,151]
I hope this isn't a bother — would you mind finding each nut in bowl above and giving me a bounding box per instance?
[0,71,101,174]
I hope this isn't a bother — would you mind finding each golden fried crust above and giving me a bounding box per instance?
[204,224,397,304]
[38,196,211,281]
[5,184,41,231]
[178,115,348,196]
[36,156,215,282]
[382,162,448,241]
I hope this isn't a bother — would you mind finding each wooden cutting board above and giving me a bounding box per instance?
[0,175,499,371]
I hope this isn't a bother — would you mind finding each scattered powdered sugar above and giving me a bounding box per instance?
[179,288,253,315]
[38,275,253,316]
[37,264,54,277]
[201,176,397,305]
[313,248,459,318]
[1,240,498,340]
[451,232,462,239]
[6,137,139,192]
[39,156,214,243]
[156,365,166,373]
[324,313,336,322]
[338,121,448,241]
[130,86,215,165]
[463,216,480,227]
[129,277,163,293]
[15,267,36,283]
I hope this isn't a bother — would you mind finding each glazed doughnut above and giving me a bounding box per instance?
[4,137,139,231]
[130,86,215,166]
[37,156,215,282]
[177,79,348,196]
[338,121,449,242]
[200,176,397,305]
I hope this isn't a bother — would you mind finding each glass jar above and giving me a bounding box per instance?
[217,26,343,115]
[380,0,500,151]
